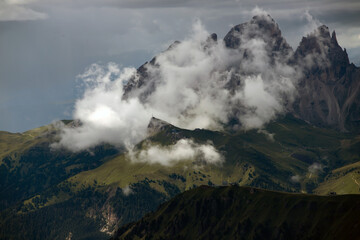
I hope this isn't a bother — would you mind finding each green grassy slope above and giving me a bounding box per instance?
[62,114,359,196]
[0,125,50,162]
[313,135,360,195]
[0,122,120,210]
[0,183,167,240]
[1,115,359,239]
[315,161,360,195]
[113,185,360,240]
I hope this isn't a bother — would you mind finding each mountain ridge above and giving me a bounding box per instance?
[1,114,359,239]
[123,14,360,132]
[292,24,360,131]
[113,185,360,240]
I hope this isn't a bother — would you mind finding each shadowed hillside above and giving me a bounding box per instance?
[113,185,360,240]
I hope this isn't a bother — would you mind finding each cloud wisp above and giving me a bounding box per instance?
[308,162,323,174]
[55,10,302,157]
[0,0,47,21]
[129,139,223,166]
[122,185,133,196]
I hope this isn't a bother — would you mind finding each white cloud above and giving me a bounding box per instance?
[291,175,301,183]
[122,185,133,196]
[51,63,151,151]
[251,6,272,21]
[257,129,275,142]
[302,10,322,36]
[232,75,284,129]
[54,10,301,152]
[0,0,47,21]
[308,162,323,174]
[1,0,359,134]
[129,139,223,166]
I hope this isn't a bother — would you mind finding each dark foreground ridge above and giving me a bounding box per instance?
[113,185,360,240]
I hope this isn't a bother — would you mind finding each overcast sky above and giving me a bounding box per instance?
[1,0,360,132]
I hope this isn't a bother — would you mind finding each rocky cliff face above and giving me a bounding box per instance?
[122,55,158,102]
[122,15,360,132]
[147,117,172,136]
[224,15,293,62]
[293,25,360,131]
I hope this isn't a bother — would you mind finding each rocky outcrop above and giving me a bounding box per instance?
[147,117,172,136]
[292,25,360,131]
[122,55,158,102]
[122,33,218,103]
[224,15,293,61]
[122,15,360,132]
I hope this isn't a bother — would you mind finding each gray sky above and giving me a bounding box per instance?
[1,0,360,132]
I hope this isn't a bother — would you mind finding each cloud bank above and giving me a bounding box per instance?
[52,63,150,151]
[129,139,223,166]
[2,0,360,133]
[55,10,302,156]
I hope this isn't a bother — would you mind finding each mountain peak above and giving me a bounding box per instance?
[316,25,330,38]
[224,14,292,57]
[166,40,181,51]
[331,30,337,42]
[295,24,349,69]
[293,24,357,132]
[147,117,172,136]
[250,14,276,27]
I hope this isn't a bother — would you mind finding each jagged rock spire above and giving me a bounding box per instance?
[223,14,293,60]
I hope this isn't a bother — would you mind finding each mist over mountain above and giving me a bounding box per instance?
[53,11,359,154]
[293,25,360,131]
[1,10,360,240]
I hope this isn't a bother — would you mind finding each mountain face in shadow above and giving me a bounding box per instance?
[113,185,360,240]
[293,25,360,131]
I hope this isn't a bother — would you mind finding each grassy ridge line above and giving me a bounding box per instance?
[67,115,356,191]
[0,120,120,211]
[113,185,360,240]
[315,161,360,195]
[0,115,359,239]
[0,125,51,163]
[25,115,360,210]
